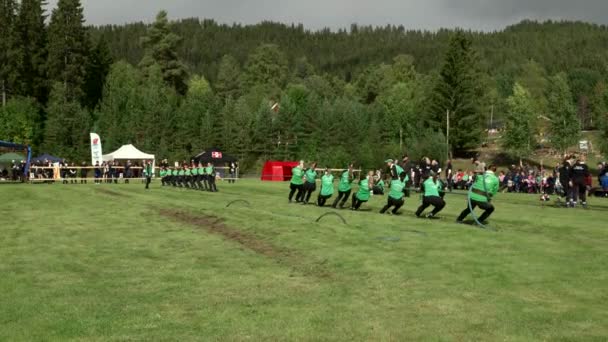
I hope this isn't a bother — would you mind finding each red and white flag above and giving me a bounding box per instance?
[90,133,103,166]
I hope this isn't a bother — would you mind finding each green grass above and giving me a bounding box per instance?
[1,180,608,341]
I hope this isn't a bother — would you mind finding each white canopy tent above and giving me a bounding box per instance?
[103,144,155,174]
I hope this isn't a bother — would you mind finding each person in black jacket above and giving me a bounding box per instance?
[124,160,132,184]
[569,155,590,208]
[557,157,572,204]
[80,162,88,184]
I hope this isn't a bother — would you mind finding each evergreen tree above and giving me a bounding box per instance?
[251,100,275,158]
[46,0,88,101]
[590,81,608,129]
[293,56,315,81]
[502,83,536,161]
[214,54,241,100]
[136,64,179,158]
[428,31,484,153]
[242,44,288,97]
[176,75,215,158]
[546,73,580,153]
[83,36,113,111]
[44,82,91,159]
[355,64,392,104]
[0,0,22,106]
[140,10,188,95]
[516,60,548,115]
[96,61,141,151]
[17,0,48,104]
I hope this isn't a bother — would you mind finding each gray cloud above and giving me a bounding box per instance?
[45,0,608,31]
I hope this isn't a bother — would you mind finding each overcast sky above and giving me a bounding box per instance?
[45,0,608,31]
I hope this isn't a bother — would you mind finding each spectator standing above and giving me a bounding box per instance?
[80,162,88,184]
[144,160,153,190]
[94,161,101,184]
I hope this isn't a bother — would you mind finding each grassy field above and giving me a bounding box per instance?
[1,180,607,341]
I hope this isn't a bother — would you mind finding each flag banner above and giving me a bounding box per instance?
[90,133,103,166]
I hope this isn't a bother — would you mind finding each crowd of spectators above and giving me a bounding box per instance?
[0,160,27,182]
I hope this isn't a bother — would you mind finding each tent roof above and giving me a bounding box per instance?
[33,153,63,162]
[103,144,155,161]
[0,140,28,149]
[193,147,237,164]
[0,152,26,163]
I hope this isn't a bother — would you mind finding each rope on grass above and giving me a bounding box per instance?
[315,212,347,225]
[225,199,251,208]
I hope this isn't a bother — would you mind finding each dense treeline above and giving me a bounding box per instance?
[1,0,608,171]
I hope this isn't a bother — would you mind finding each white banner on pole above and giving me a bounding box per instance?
[90,133,103,166]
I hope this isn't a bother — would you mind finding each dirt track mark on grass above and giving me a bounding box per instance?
[158,208,333,279]
[96,188,130,198]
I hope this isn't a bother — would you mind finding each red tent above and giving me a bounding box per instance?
[261,161,299,181]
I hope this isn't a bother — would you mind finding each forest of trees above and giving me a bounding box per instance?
[1,0,608,170]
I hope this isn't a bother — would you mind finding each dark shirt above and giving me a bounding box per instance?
[558,163,571,183]
[569,162,589,183]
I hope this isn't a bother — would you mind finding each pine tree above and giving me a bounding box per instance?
[136,64,179,158]
[0,0,22,106]
[502,83,537,161]
[546,73,580,153]
[46,0,88,102]
[17,0,48,104]
[215,54,241,100]
[83,36,113,111]
[176,75,214,157]
[96,61,141,151]
[140,10,188,95]
[242,44,288,97]
[44,82,91,159]
[428,31,484,153]
[516,60,548,115]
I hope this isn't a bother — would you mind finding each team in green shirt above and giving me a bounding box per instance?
[415,171,446,218]
[456,166,500,224]
[288,158,499,225]
[331,163,355,209]
[288,161,306,203]
[159,162,219,192]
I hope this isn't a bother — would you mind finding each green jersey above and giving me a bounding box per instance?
[185,169,191,176]
[191,168,198,176]
[376,179,385,192]
[388,175,409,200]
[391,164,405,179]
[305,168,317,184]
[290,166,304,185]
[470,171,499,203]
[172,170,178,176]
[320,174,334,196]
[178,170,184,176]
[423,177,441,197]
[338,170,352,192]
[356,177,371,201]
[198,167,205,175]
[205,166,213,175]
